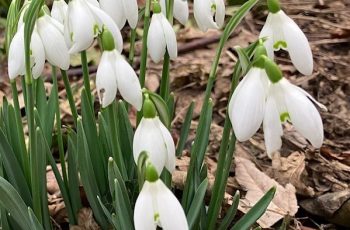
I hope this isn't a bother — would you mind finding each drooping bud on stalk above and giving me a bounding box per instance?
[267,0,280,13]
[101,28,115,51]
[263,56,283,83]
[143,94,157,118]
[145,162,159,182]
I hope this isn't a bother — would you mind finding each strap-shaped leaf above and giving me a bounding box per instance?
[176,101,194,157]
[234,46,250,74]
[219,191,240,230]
[231,187,276,230]
[187,179,208,229]
[0,177,42,230]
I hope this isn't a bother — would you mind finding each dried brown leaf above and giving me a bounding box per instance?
[235,157,298,228]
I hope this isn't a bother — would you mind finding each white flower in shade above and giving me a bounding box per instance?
[228,67,269,141]
[51,0,68,24]
[8,13,70,80]
[100,0,138,29]
[259,10,313,75]
[263,78,325,157]
[134,179,188,230]
[133,98,175,175]
[193,0,225,32]
[160,0,189,25]
[65,0,123,54]
[147,11,177,63]
[96,50,142,109]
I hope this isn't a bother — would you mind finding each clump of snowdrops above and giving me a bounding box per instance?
[0,0,325,229]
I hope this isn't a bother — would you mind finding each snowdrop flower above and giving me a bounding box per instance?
[100,0,138,29]
[96,30,142,109]
[65,0,123,54]
[160,0,189,25]
[193,0,225,32]
[147,2,177,63]
[259,0,313,75]
[51,0,68,24]
[134,163,188,230]
[133,97,175,175]
[263,78,325,156]
[8,11,70,79]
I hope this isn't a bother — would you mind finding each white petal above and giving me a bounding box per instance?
[160,0,167,16]
[123,0,138,29]
[133,118,167,175]
[37,15,70,70]
[259,13,274,60]
[100,0,126,29]
[155,180,189,230]
[87,2,124,53]
[31,30,45,79]
[51,0,68,24]
[193,0,218,32]
[160,14,178,60]
[96,51,118,108]
[174,0,189,25]
[229,68,268,141]
[280,11,313,75]
[263,93,283,157]
[114,52,142,110]
[214,0,225,28]
[67,0,96,53]
[8,25,25,79]
[147,14,167,63]
[134,181,156,230]
[282,80,324,148]
[156,118,176,173]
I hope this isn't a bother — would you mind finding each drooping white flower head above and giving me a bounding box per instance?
[134,163,188,230]
[147,4,177,63]
[65,0,123,54]
[8,12,70,80]
[228,67,269,141]
[160,0,189,25]
[259,3,313,75]
[100,0,138,29]
[51,0,68,24]
[133,98,175,175]
[263,78,325,157]
[193,0,225,32]
[96,29,142,109]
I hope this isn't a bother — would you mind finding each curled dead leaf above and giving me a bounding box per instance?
[235,157,298,228]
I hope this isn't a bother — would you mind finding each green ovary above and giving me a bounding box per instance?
[273,40,287,50]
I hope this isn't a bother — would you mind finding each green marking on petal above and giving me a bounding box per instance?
[154,213,160,222]
[211,3,216,12]
[280,112,290,122]
[70,32,74,42]
[93,24,99,36]
[273,41,287,50]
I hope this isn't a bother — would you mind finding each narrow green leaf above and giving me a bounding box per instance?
[28,208,45,230]
[187,179,208,229]
[148,91,171,128]
[77,119,108,228]
[114,179,134,230]
[0,129,32,206]
[116,100,136,178]
[97,196,120,229]
[67,131,82,217]
[231,187,276,230]
[167,92,175,119]
[81,89,107,194]
[176,102,194,157]
[0,177,41,230]
[234,46,250,74]
[219,191,240,230]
